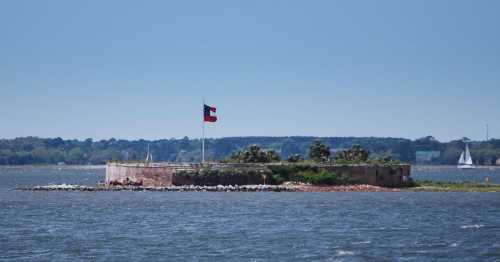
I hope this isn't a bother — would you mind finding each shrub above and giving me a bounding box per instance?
[267,164,318,182]
[270,174,286,185]
[296,170,352,185]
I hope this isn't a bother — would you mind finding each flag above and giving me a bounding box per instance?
[204,104,217,122]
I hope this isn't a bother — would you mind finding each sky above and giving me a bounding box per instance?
[1,0,499,142]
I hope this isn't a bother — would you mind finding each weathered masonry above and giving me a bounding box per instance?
[321,164,411,187]
[106,162,197,187]
[106,162,411,187]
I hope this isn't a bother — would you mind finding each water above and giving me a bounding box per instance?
[1,166,500,261]
[412,165,500,183]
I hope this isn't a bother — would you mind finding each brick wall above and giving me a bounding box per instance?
[106,162,411,187]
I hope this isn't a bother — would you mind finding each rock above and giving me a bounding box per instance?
[16,183,299,192]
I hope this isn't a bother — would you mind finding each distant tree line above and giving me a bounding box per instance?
[0,136,499,165]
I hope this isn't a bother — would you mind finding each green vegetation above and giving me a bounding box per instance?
[0,136,499,165]
[266,164,353,185]
[286,154,303,163]
[335,144,369,162]
[407,180,500,192]
[175,167,272,186]
[334,157,402,166]
[267,164,319,182]
[294,170,352,185]
[227,145,281,163]
[331,145,402,166]
[186,143,400,186]
[175,163,355,186]
[309,141,330,162]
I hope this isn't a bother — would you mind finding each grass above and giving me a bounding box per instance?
[408,180,500,192]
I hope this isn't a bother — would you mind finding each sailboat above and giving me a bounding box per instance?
[457,143,474,169]
[145,144,153,163]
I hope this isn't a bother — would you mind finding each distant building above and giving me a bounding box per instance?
[496,159,500,166]
[415,151,441,163]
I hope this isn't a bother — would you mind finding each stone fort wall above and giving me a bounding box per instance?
[106,162,411,187]
[106,162,197,187]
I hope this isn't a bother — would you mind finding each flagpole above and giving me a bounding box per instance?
[202,99,205,164]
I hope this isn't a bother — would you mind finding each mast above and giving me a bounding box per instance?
[202,99,205,164]
[486,124,489,141]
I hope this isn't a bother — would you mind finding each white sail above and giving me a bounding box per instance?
[458,151,465,165]
[464,144,473,165]
[145,144,153,162]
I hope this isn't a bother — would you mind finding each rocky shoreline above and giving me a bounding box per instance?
[15,183,405,192]
[16,184,297,192]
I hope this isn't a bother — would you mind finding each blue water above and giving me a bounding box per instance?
[412,165,500,183]
[1,166,500,261]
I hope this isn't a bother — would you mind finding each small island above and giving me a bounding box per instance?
[103,142,412,192]
[16,142,500,192]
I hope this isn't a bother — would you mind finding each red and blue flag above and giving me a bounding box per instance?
[204,104,217,122]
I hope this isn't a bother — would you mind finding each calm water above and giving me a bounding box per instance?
[412,165,500,183]
[1,166,500,261]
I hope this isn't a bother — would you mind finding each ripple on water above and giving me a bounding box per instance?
[1,168,500,261]
[461,224,485,229]
[336,250,354,256]
[351,241,371,245]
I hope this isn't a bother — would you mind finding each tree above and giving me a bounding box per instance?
[309,141,330,162]
[266,150,281,162]
[335,144,369,162]
[2,136,500,165]
[67,147,86,164]
[287,154,303,163]
[229,145,281,163]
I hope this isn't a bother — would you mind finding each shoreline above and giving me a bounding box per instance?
[16,184,297,192]
[0,165,106,169]
[16,183,500,192]
[407,181,500,192]
[0,164,499,168]
[295,185,401,192]
[16,184,399,192]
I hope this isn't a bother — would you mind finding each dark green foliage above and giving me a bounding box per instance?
[369,158,402,166]
[266,164,352,185]
[287,154,303,163]
[174,167,271,186]
[267,164,319,182]
[413,136,442,151]
[175,164,353,186]
[229,145,281,163]
[0,136,499,165]
[309,141,330,162]
[295,170,352,185]
[335,144,369,162]
[270,174,286,185]
[266,150,281,162]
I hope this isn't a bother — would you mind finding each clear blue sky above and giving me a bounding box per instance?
[1,0,499,141]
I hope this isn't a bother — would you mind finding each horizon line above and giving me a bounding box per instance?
[1,135,496,143]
